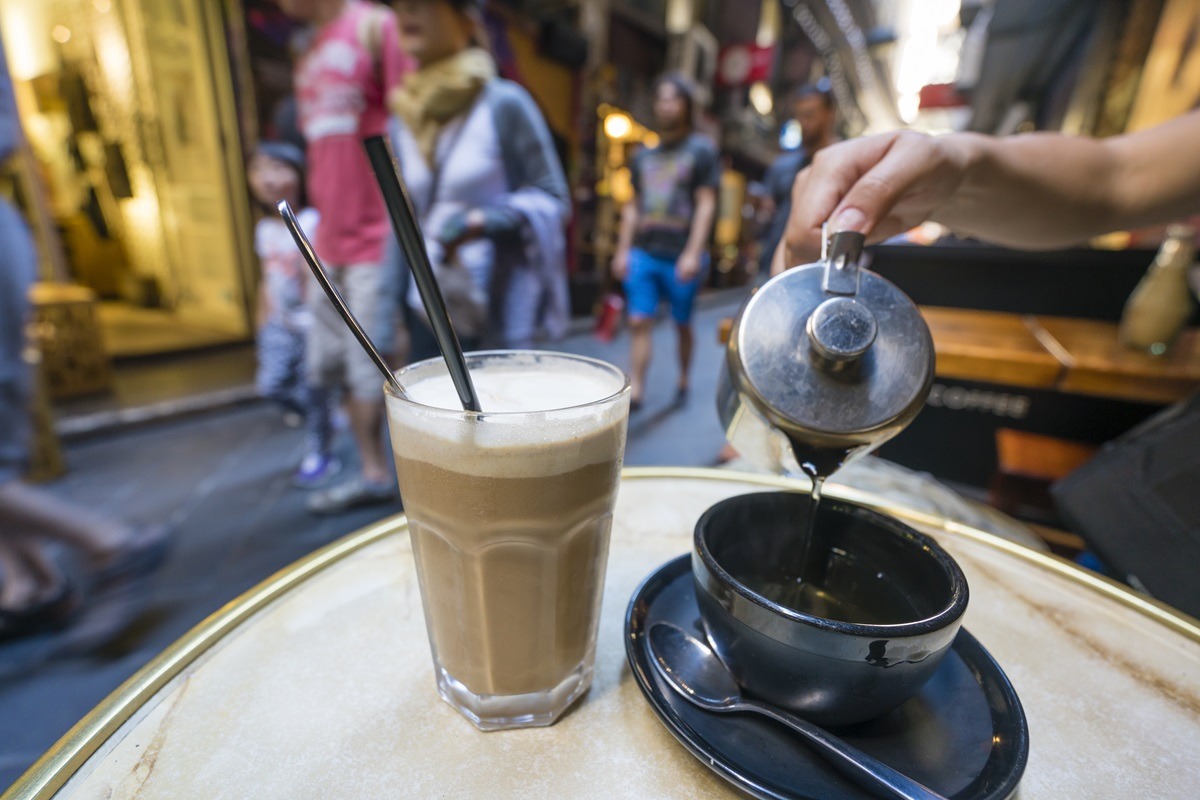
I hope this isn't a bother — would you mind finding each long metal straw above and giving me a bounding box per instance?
[363,135,481,413]
[277,200,404,397]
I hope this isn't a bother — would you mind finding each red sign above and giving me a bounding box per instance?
[918,83,968,109]
[717,43,775,87]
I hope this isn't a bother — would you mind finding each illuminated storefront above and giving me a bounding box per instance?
[0,0,254,359]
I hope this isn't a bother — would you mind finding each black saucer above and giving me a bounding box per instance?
[625,555,1029,800]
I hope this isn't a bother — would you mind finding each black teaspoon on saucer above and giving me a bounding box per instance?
[647,623,947,800]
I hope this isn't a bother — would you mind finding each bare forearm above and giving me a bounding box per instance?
[1107,112,1200,230]
[685,188,717,256]
[616,202,638,255]
[933,132,1124,248]
[935,112,1200,248]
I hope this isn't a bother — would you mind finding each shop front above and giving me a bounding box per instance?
[0,0,254,363]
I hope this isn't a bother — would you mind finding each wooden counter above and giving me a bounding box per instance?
[922,306,1200,404]
[921,307,1062,390]
[1033,316,1200,404]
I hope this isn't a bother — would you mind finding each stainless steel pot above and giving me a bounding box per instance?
[719,230,935,478]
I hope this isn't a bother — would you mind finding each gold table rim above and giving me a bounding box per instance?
[5,466,1199,800]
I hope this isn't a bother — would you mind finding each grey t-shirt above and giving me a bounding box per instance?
[759,147,809,272]
[631,132,721,259]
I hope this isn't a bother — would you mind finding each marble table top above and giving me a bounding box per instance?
[7,469,1200,799]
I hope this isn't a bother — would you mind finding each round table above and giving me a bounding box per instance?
[7,469,1200,799]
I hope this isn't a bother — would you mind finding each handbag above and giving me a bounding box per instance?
[422,252,488,338]
[593,291,624,342]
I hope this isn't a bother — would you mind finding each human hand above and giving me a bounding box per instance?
[774,131,970,272]
[611,248,630,280]
[438,208,487,251]
[676,249,702,281]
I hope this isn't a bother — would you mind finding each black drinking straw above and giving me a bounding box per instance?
[363,135,481,413]
[277,200,404,397]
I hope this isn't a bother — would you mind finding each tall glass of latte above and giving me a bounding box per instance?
[384,351,630,731]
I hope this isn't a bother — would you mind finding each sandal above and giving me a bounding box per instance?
[0,541,86,642]
[90,524,173,589]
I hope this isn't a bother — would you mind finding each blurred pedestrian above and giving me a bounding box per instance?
[247,141,339,488]
[759,80,839,274]
[386,0,570,360]
[0,47,168,640]
[278,0,410,513]
[611,74,719,411]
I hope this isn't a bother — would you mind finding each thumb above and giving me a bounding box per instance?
[831,206,868,234]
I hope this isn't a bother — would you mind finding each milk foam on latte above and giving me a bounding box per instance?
[388,360,626,479]
[406,365,617,412]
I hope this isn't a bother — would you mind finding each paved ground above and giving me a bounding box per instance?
[0,293,745,789]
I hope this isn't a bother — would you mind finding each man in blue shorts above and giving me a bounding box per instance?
[612,74,719,411]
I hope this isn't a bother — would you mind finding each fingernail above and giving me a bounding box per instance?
[834,208,867,232]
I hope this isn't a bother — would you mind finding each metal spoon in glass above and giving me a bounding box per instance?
[647,623,947,800]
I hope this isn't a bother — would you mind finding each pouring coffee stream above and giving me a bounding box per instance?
[719,228,935,606]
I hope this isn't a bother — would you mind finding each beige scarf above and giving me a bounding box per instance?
[389,48,496,167]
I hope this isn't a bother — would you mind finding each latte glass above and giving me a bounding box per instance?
[384,351,630,730]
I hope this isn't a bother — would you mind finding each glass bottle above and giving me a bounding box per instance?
[1118,225,1196,355]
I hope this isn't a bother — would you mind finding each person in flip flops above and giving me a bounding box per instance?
[612,75,720,413]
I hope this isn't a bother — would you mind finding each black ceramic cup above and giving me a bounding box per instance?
[693,491,969,727]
